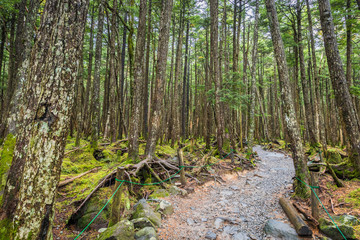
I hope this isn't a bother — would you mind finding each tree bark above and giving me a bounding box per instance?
[0,1,89,239]
[318,0,360,172]
[210,0,225,153]
[145,0,173,157]
[247,0,259,153]
[128,0,147,160]
[265,0,310,197]
[91,0,105,149]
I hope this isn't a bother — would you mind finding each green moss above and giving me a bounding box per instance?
[0,134,16,202]
[345,188,360,207]
[156,144,177,157]
[0,218,14,240]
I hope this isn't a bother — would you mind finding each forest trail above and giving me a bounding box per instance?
[158,146,296,240]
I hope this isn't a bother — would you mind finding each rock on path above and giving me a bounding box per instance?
[158,146,296,240]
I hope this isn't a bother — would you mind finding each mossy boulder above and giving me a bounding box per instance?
[0,134,15,202]
[73,188,113,230]
[131,200,161,227]
[149,189,169,199]
[331,160,360,179]
[168,186,187,196]
[156,200,173,216]
[327,149,342,164]
[134,227,157,240]
[97,220,135,240]
[319,215,360,240]
[131,218,156,229]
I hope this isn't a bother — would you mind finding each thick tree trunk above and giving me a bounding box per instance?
[0,0,89,239]
[318,0,360,172]
[181,20,190,139]
[128,0,147,160]
[90,0,105,149]
[265,0,310,197]
[145,0,173,157]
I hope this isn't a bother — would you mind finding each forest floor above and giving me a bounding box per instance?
[157,145,298,239]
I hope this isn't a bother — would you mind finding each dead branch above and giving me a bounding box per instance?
[58,167,101,188]
[64,144,89,155]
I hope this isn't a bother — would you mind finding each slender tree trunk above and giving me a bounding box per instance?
[145,0,173,157]
[142,0,152,139]
[0,1,89,239]
[210,0,225,153]
[266,0,310,197]
[90,0,105,149]
[128,0,147,160]
[83,4,95,137]
[297,0,318,145]
[182,20,190,139]
[247,0,259,152]
[318,0,360,172]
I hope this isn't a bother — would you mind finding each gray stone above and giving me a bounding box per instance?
[131,217,155,229]
[168,186,188,196]
[134,227,158,240]
[186,218,195,226]
[97,220,135,240]
[205,231,217,240]
[223,225,240,235]
[264,219,300,240]
[232,232,249,240]
[132,200,162,227]
[214,217,224,229]
[230,186,239,190]
[98,228,107,233]
[201,218,208,222]
[156,200,174,216]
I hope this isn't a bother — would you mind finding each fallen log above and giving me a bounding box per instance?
[64,144,89,155]
[58,167,102,188]
[279,197,313,236]
[293,202,319,226]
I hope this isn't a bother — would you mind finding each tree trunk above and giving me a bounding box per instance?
[91,0,105,149]
[265,0,310,197]
[182,20,190,139]
[297,0,318,145]
[128,0,147,160]
[318,0,360,172]
[0,1,89,239]
[210,0,225,153]
[247,0,259,152]
[145,0,173,157]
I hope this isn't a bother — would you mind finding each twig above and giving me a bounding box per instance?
[58,167,101,188]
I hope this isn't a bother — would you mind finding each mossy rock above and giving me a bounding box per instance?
[131,218,156,229]
[149,189,169,199]
[156,200,173,216]
[97,220,135,240]
[134,227,158,240]
[131,200,161,227]
[346,188,360,207]
[0,134,16,202]
[319,216,359,240]
[73,188,113,230]
[327,149,342,164]
[332,160,360,179]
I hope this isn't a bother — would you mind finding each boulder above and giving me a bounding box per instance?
[134,227,158,240]
[205,231,217,240]
[131,217,156,229]
[319,215,359,240]
[131,199,162,227]
[264,219,300,240]
[74,188,112,229]
[156,200,174,216]
[168,186,188,196]
[97,220,135,240]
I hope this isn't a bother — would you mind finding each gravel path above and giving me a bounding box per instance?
[158,145,296,240]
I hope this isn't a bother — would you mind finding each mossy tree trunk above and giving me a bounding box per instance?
[128,0,147,160]
[318,0,360,173]
[265,0,310,197]
[0,0,89,239]
[145,0,173,157]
